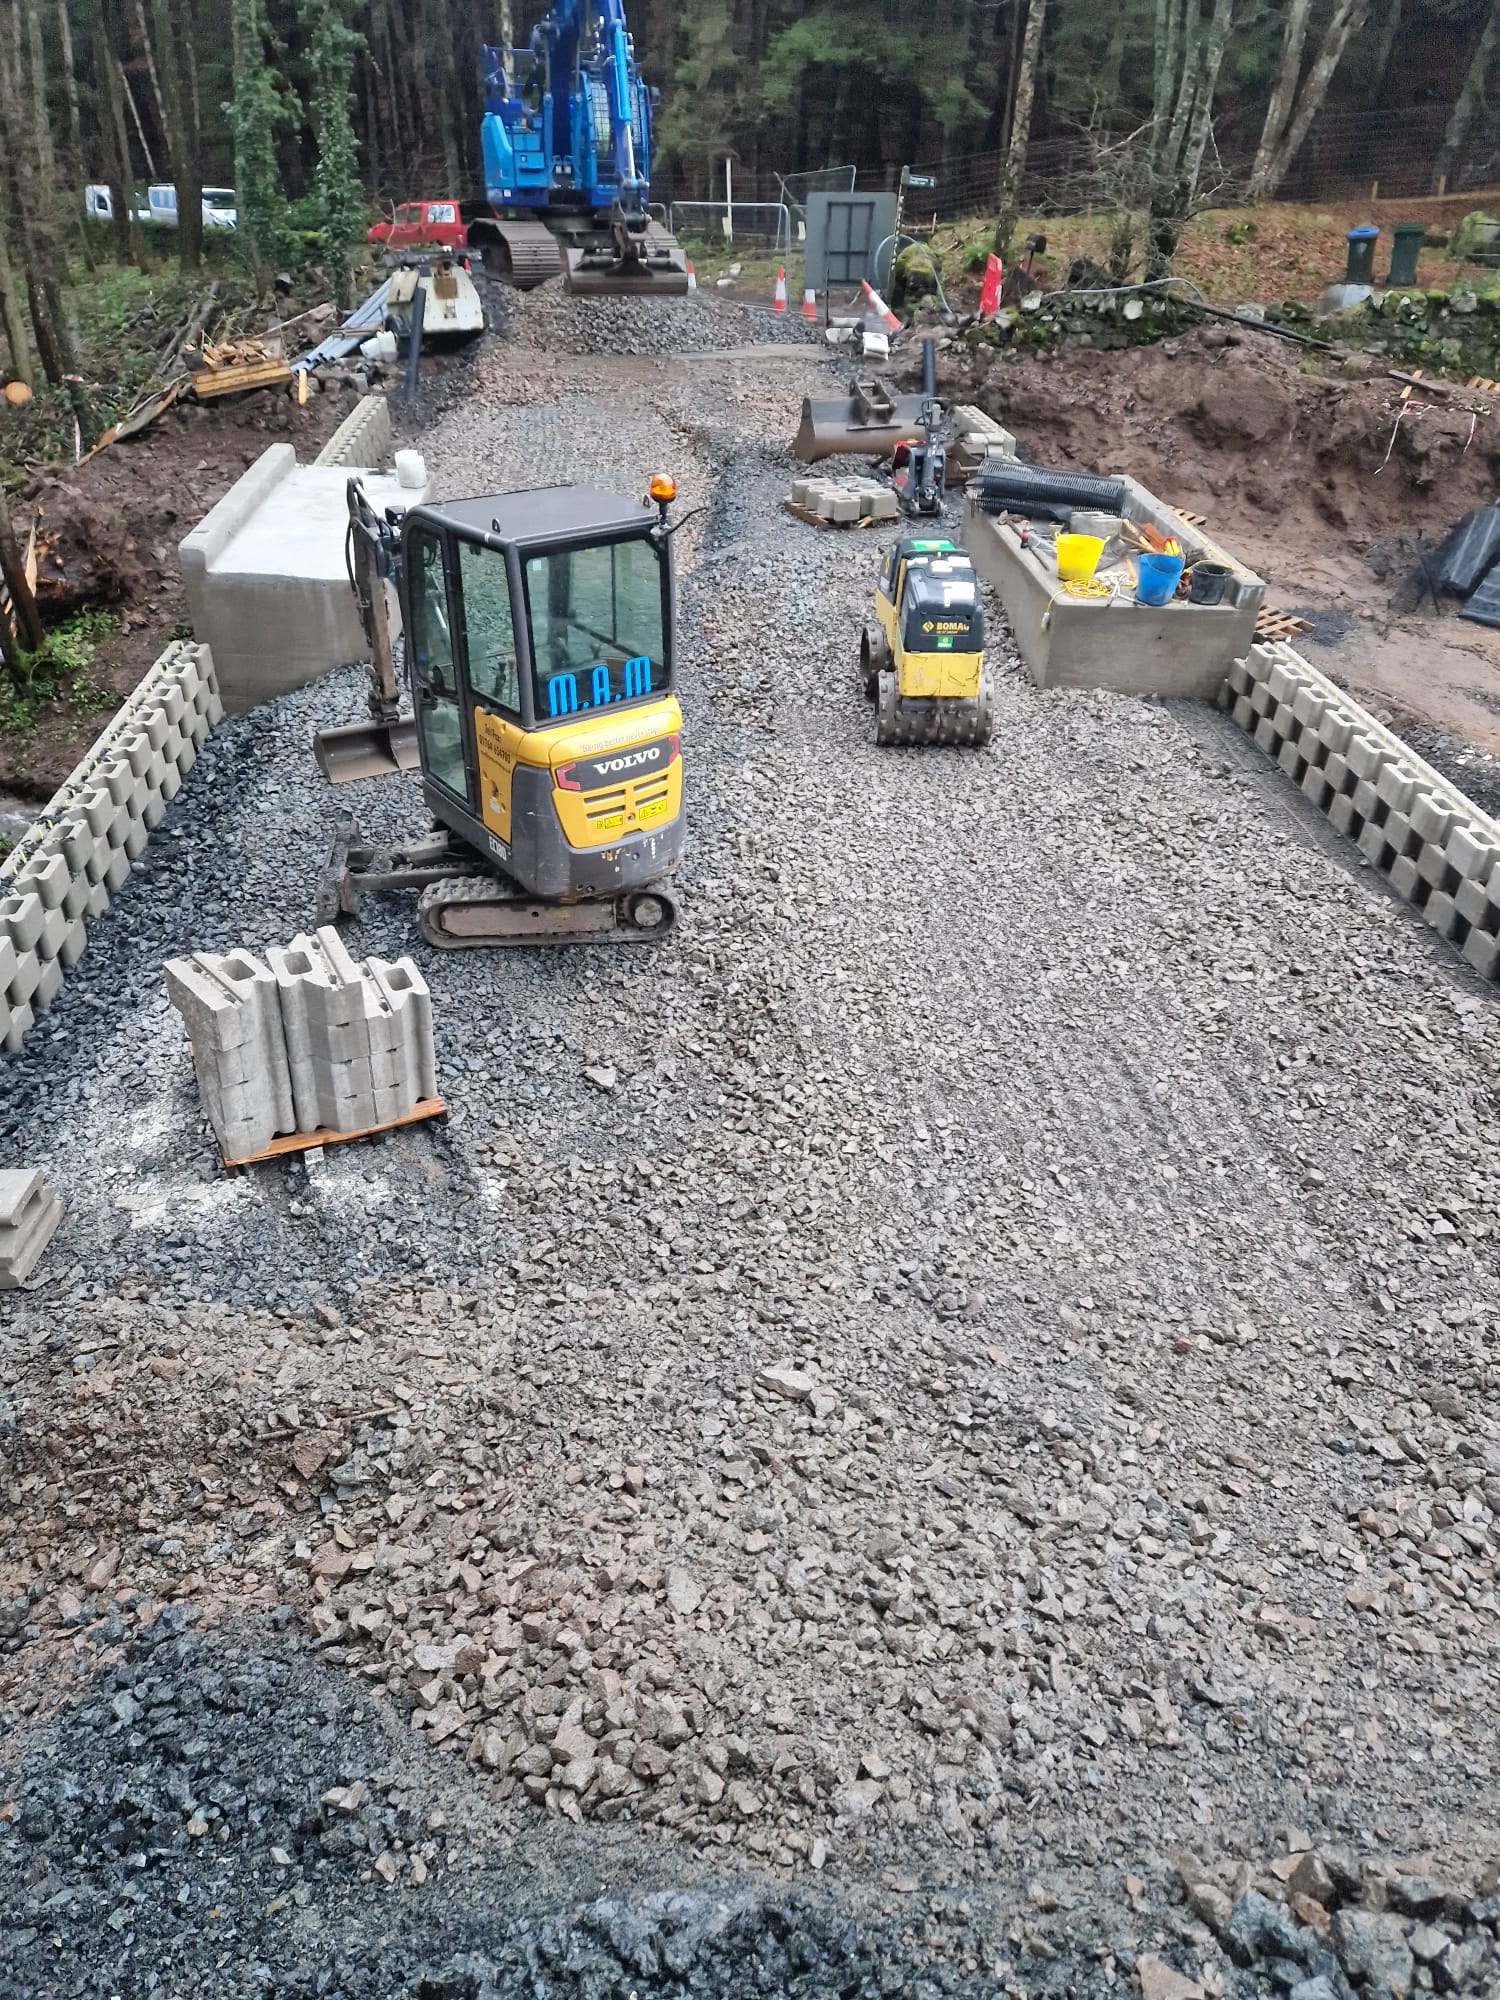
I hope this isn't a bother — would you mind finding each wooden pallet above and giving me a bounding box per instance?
[1255,606,1314,643]
[1466,376,1500,394]
[1172,507,1207,528]
[783,499,879,531]
[222,1096,447,1169]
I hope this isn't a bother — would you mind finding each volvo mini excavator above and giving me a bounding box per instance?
[311,475,685,947]
[859,537,994,747]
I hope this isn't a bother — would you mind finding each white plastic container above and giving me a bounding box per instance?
[394,449,427,490]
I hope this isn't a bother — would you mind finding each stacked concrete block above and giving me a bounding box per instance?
[949,404,1017,480]
[166,926,437,1157]
[1223,641,1500,983]
[269,927,436,1135]
[0,642,223,1056]
[165,949,297,1159]
[0,1169,64,1287]
[788,475,900,525]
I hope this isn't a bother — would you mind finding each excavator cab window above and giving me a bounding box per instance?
[406,527,469,801]
[456,540,520,716]
[524,535,666,721]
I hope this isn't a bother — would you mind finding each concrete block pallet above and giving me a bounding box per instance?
[0,1169,64,1287]
[1224,641,1500,981]
[166,925,441,1167]
[786,476,899,527]
[0,642,223,1058]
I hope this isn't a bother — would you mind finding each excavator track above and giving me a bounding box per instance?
[475,220,564,289]
[416,873,679,948]
[873,669,995,749]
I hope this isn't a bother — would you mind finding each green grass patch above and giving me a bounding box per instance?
[0,609,121,734]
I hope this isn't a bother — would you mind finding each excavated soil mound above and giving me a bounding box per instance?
[946,330,1500,576]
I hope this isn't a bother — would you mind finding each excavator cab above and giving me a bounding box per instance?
[313,477,686,948]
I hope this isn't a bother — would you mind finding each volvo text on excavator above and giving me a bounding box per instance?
[311,475,686,949]
[464,0,689,294]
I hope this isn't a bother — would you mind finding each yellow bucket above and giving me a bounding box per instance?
[1056,532,1105,583]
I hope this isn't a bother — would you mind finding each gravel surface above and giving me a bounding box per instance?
[3,292,1500,1993]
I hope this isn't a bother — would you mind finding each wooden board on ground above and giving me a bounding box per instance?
[222,1096,447,1169]
[192,358,294,401]
[783,499,878,531]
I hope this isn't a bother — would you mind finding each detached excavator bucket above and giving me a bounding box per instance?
[794,379,930,463]
[312,715,421,785]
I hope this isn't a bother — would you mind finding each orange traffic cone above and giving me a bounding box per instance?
[801,285,817,321]
[686,259,697,292]
[773,266,788,314]
[860,280,902,332]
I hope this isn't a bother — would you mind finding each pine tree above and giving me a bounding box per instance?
[300,0,365,307]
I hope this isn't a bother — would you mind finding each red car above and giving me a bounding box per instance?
[367,199,468,253]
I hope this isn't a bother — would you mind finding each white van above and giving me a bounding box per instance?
[136,183,239,229]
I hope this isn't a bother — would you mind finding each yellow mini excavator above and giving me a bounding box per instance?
[312,475,685,947]
[859,537,993,747]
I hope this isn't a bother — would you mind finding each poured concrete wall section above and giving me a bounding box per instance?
[961,483,1265,700]
[1224,641,1500,983]
[0,641,222,1057]
[178,446,428,715]
[164,950,296,1158]
[0,1169,64,1288]
[314,393,394,471]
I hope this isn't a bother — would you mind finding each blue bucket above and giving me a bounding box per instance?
[1136,552,1185,607]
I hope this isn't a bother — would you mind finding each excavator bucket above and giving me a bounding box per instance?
[563,222,691,297]
[794,378,930,463]
[312,715,421,785]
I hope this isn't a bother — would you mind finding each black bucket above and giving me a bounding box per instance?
[1188,562,1230,606]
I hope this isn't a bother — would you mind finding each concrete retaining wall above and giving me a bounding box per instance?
[0,641,223,1054]
[178,446,426,715]
[1225,640,1500,981]
[314,393,393,470]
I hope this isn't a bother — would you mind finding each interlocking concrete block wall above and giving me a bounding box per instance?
[167,926,437,1157]
[0,1168,64,1288]
[0,642,223,1056]
[1224,641,1500,981]
[314,393,393,470]
[164,950,297,1159]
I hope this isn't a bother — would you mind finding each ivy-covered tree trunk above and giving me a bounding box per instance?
[300,0,366,309]
[993,0,1046,260]
[230,0,289,300]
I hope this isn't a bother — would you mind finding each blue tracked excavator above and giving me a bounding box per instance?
[464,0,690,294]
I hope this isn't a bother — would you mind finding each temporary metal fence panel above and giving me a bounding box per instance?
[668,199,790,252]
[804,191,897,290]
